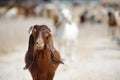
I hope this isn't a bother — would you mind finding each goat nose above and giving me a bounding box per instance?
[36,41,43,46]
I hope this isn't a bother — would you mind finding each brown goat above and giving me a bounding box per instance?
[52,12,59,29]
[108,11,117,38]
[80,11,87,23]
[108,11,117,27]
[23,25,63,80]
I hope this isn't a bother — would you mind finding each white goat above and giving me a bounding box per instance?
[56,8,79,62]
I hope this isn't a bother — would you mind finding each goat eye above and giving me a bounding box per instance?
[42,28,45,31]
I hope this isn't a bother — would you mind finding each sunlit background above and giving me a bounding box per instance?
[0,0,120,80]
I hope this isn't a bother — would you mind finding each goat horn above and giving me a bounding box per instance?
[28,26,33,34]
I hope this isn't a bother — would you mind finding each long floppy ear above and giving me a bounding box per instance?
[23,34,35,70]
[47,34,64,64]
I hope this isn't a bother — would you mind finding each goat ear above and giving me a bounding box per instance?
[47,34,54,52]
[47,35,64,64]
[23,34,35,70]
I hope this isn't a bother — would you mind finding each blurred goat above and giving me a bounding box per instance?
[23,25,63,80]
[56,8,79,61]
[52,12,59,29]
[107,11,117,38]
[80,11,87,23]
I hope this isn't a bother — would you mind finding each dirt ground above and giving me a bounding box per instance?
[0,17,120,80]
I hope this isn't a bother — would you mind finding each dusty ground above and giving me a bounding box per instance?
[0,17,120,80]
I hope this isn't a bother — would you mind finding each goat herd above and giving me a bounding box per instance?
[1,2,120,80]
[0,2,120,39]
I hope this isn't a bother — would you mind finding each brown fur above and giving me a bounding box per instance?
[108,11,118,37]
[52,12,59,29]
[108,11,117,27]
[24,25,63,80]
[80,11,87,23]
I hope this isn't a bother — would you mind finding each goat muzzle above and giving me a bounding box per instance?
[34,38,45,51]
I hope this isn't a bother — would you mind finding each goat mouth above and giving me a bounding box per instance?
[34,44,45,51]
